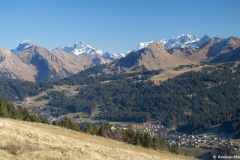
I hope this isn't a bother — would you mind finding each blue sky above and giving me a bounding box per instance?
[0,0,240,53]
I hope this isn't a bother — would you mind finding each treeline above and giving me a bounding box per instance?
[47,62,240,134]
[83,123,179,154]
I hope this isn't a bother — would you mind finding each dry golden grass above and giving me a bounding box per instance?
[151,66,203,82]
[0,118,194,160]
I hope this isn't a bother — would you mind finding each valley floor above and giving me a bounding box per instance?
[0,118,193,160]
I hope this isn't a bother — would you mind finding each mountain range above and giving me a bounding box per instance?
[0,34,240,81]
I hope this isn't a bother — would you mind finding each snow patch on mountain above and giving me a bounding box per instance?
[101,52,124,61]
[159,39,167,45]
[125,40,167,55]
[135,41,154,51]
[11,39,34,53]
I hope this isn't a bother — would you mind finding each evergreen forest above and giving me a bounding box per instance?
[1,62,240,134]
[46,62,240,134]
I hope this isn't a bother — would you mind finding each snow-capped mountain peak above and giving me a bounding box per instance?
[21,39,31,44]
[129,34,211,50]
[53,42,103,55]
[130,34,207,52]
[177,34,199,43]
[52,42,124,61]
[164,34,202,49]
[11,39,35,54]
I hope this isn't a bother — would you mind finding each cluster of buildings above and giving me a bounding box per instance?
[165,132,240,151]
[131,122,167,138]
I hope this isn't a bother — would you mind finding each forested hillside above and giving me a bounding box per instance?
[1,61,240,135]
[0,79,40,101]
[46,62,240,134]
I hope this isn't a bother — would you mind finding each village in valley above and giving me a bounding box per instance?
[116,122,240,157]
[109,121,240,152]
[164,132,236,150]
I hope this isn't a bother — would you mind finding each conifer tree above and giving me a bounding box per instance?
[59,117,80,131]
[31,114,40,123]
[84,123,93,134]
[134,130,143,146]
[98,124,106,137]
[143,132,152,148]
[18,106,31,121]
[7,103,21,119]
[0,99,9,118]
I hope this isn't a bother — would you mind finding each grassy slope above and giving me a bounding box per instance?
[0,118,194,160]
[150,65,203,82]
